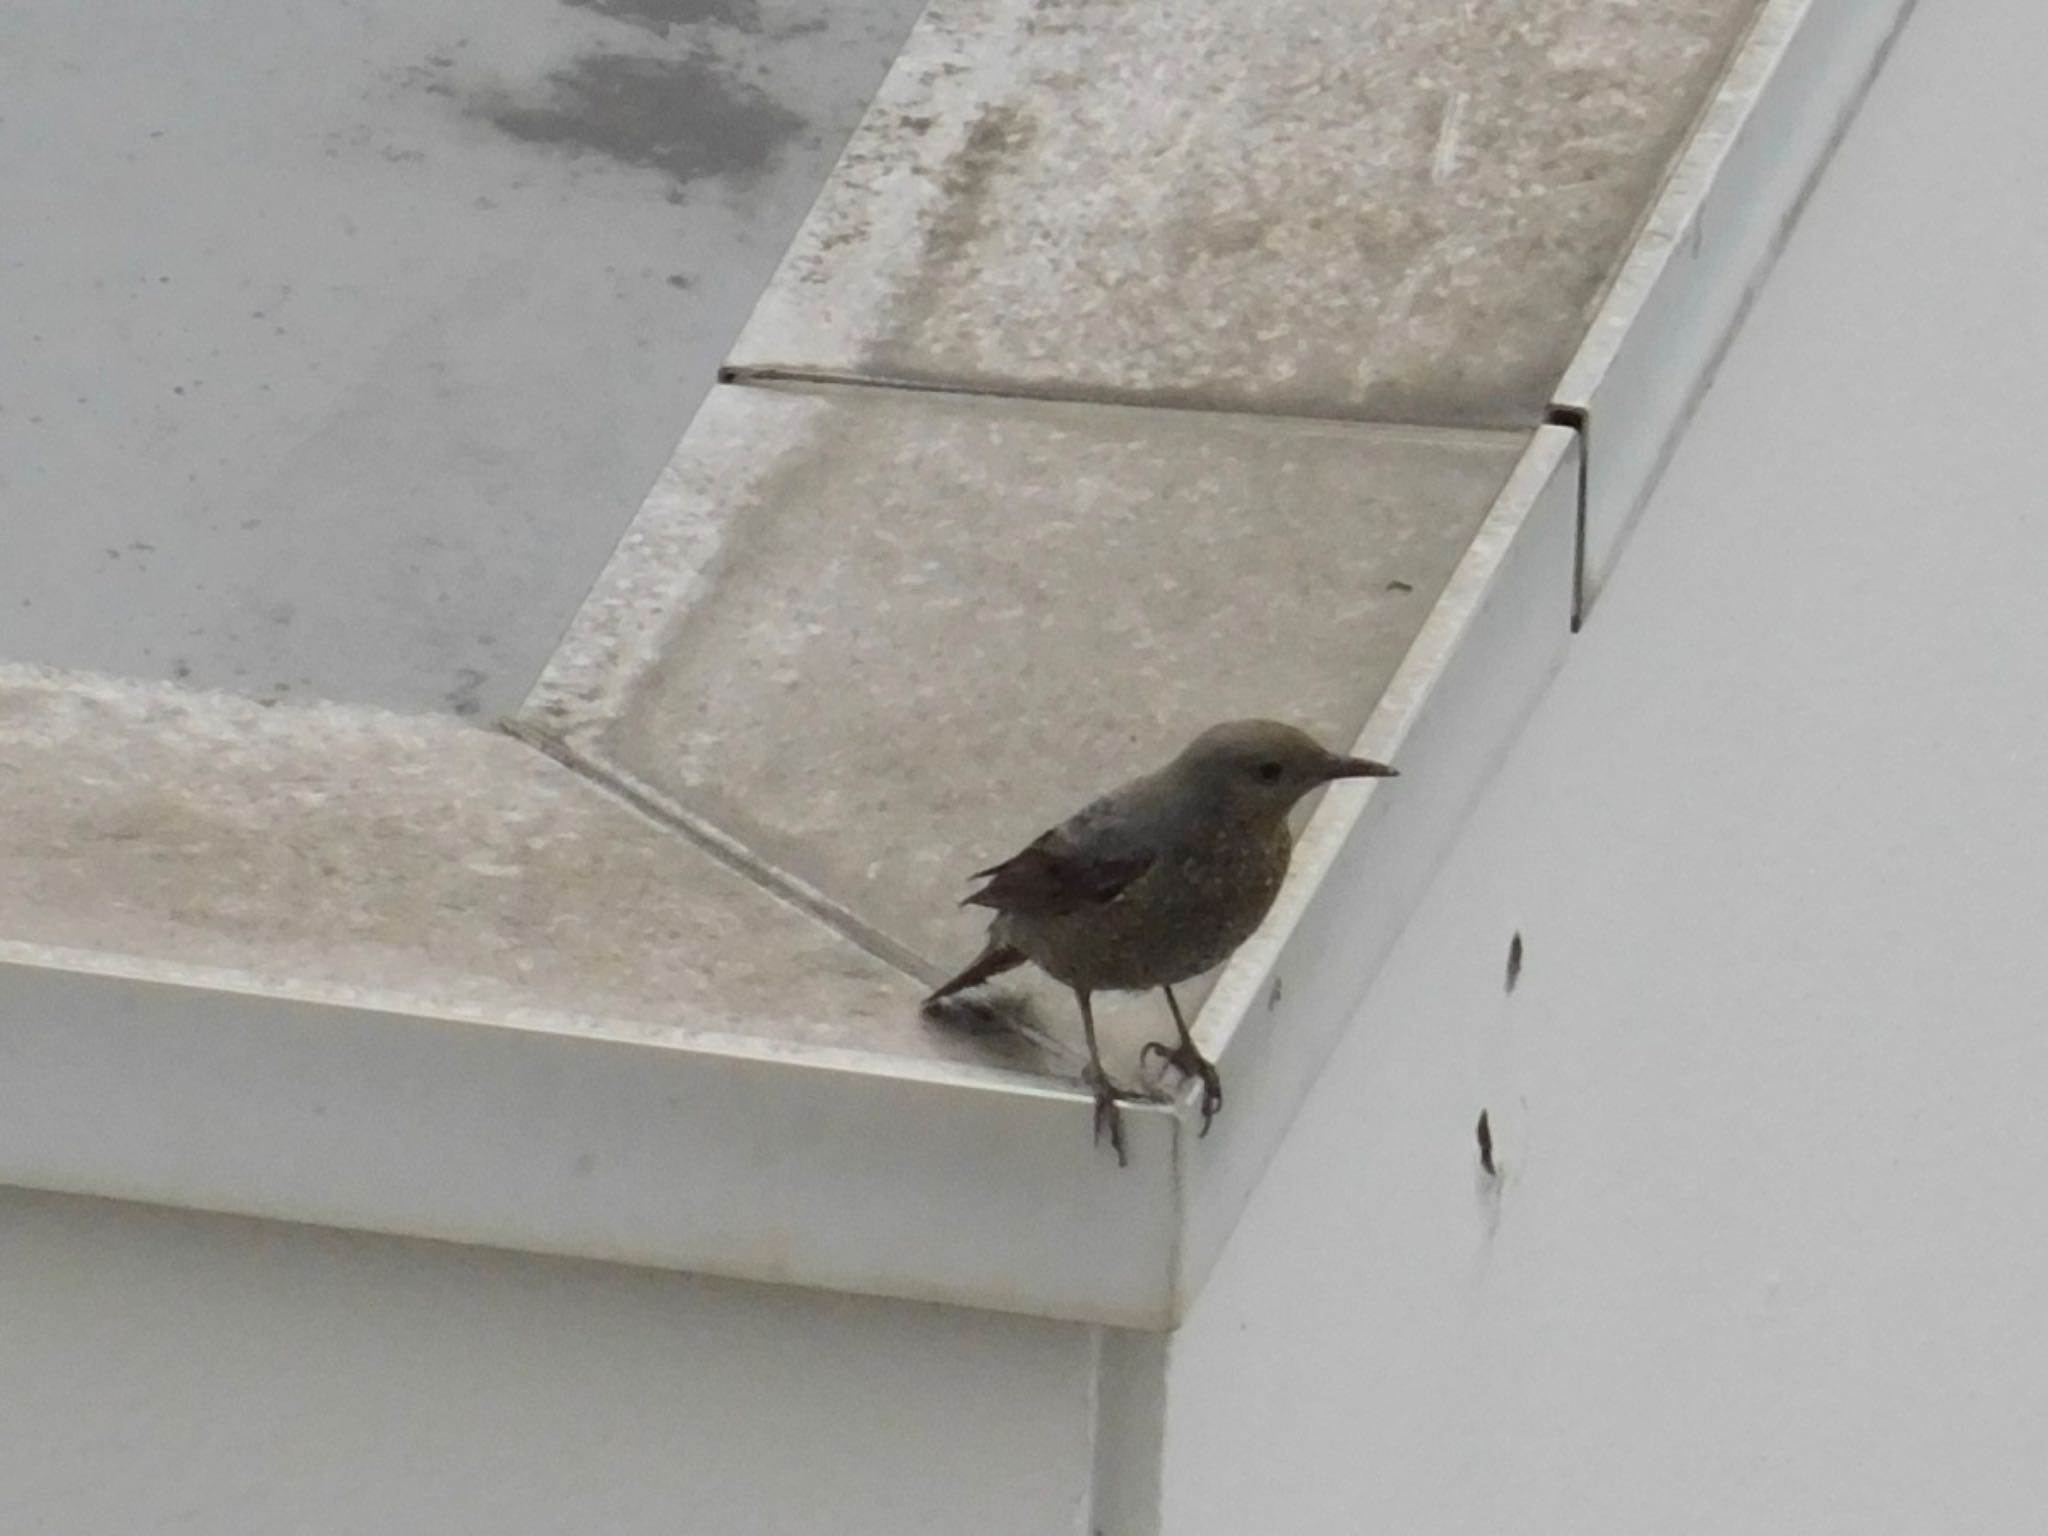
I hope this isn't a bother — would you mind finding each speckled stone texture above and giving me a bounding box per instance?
[731,0,1763,422]
[0,665,964,1063]
[526,385,1527,977]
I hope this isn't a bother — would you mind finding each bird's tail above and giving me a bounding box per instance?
[925,940,1027,1004]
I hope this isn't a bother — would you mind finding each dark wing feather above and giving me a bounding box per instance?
[962,831,1153,917]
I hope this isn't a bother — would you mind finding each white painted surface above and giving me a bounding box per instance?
[1161,0,2048,1528]
[0,1187,1100,1536]
[1557,0,1919,617]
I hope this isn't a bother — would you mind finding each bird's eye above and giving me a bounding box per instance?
[1255,760,1285,784]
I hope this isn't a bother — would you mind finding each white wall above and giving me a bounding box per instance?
[0,1187,1100,1536]
[1160,0,2048,1528]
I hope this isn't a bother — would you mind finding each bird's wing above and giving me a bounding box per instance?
[961,828,1153,917]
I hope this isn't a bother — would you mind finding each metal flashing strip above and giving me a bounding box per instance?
[0,950,1182,1327]
[1555,0,1922,619]
[1174,426,1580,1308]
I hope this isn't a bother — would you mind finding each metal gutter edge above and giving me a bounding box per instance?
[1556,0,1921,621]
[0,949,1183,1328]
[1171,426,1581,1313]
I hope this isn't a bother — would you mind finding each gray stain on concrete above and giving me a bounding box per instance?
[479,52,802,189]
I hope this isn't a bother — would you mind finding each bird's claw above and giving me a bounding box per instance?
[1140,1040,1225,1135]
[1083,1064,1132,1168]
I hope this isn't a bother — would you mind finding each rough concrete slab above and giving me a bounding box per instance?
[0,665,981,1066]
[0,0,927,717]
[729,0,1764,423]
[525,384,1528,986]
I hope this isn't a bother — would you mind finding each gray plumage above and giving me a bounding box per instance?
[927,719,1397,1165]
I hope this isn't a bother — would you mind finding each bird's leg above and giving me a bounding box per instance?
[1140,984,1224,1135]
[1074,989,1130,1168]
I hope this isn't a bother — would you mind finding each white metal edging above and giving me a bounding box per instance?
[1172,425,1580,1312]
[0,946,1181,1328]
[1555,0,1921,622]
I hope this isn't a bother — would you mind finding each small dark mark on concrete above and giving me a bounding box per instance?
[1268,975,1283,1010]
[920,990,1059,1073]
[128,541,156,553]
[446,666,488,718]
[666,273,694,288]
[1476,1109,1496,1176]
[171,660,192,680]
[1506,931,1523,993]
[916,104,1039,277]
[1386,578,1414,593]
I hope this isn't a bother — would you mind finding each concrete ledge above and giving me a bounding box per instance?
[0,424,1573,1326]
[728,0,1764,423]
[523,383,1528,989]
[0,0,1916,1327]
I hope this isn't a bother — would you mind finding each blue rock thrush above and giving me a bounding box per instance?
[927,720,1397,1164]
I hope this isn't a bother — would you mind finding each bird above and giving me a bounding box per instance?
[926,720,1397,1165]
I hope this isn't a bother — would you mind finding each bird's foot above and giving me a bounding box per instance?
[1082,1063,1135,1168]
[1140,1039,1224,1135]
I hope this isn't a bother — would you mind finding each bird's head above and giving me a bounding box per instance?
[1171,719,1397,821]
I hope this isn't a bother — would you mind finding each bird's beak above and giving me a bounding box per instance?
[1324,756,1398,780]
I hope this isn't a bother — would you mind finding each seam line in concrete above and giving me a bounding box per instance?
[717,362,1534,437]
[498,717,945,989]
[500,717,1089,1075]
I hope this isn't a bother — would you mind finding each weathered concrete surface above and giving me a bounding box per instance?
[526,384,1527,980]
[0,665,972,1064]
[0,0,927,718]
[730,0,1763,423]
